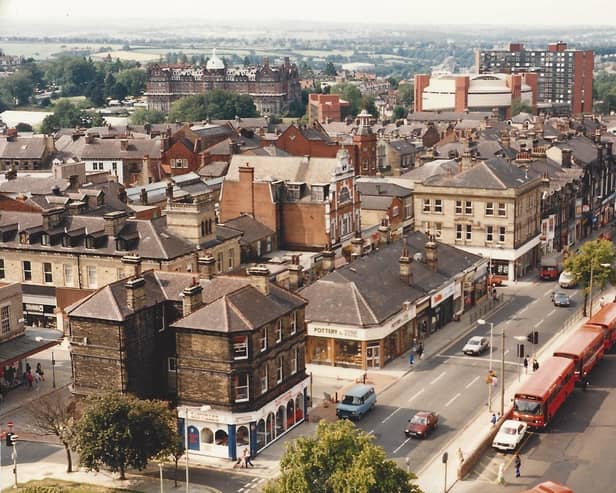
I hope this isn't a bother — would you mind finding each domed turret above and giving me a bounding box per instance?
[206,48,225,71]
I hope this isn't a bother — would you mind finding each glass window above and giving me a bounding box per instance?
[465,224,472,240]
[290,312,297,335]
[168,357,177,372]
[260,329,267,352]
[465,201,473,215]
[292,348,298,374]
[434,222,442,238]
[486,225,493,242]
[41,234,49,246]
[233,335,248,359]
[228,249,234,271]
[260,364,268,394]
[485,202,494,216]
[276,355,284,383]
[339,186,351,204]
[23,260,32,281]
[422,199,431,212]
[499,226,506,242]
[498,203,507,216]
[276,320,283,343]
[434,199,442,213]
[1,305,9,333]
[216,252,223,273]
[234,374,249,402]
[0,259,4,279]
[87,265,97,289]
[63,264,74,287]
[455,200,462,214]
[43,262,53,283]
[392,205,400,217]
[456,224,462,240]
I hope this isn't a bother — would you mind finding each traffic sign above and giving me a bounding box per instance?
[7,421,13,428]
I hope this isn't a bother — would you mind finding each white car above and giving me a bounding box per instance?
[462,336,489,356]
[558,271,577,289]
[492,419,527,452]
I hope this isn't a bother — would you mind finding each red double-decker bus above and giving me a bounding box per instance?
[553,328,605,382]
[584,302,616,350]
[512,356,575,428]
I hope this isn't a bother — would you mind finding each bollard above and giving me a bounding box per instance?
[497,462,505,485]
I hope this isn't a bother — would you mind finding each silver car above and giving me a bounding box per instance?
[463,336,489,355]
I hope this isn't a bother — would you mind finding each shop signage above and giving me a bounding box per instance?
[24,303,44,313]
[310,326,361,340]
[431,282,456,308]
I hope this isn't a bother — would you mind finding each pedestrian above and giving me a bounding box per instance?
[243,448,254,467]
[523,357,528,374]
[36,363,45,381]
[532,359,539,372]
[491,375,498,387]
[514,454,521,477]
[409,350,415,366]
[490,413,497,426]
[26,362,31,374]
[417,342,424,360]
[26,370,33,389]
[492,285,497,300]
[457,447,464,464]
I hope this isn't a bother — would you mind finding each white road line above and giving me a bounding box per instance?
[430,371,447,385]
[506,319,512,324]
[445,392,461,407]
[543,290,551,297]
[408,388,425,402]
[381,407,401,424]
[393,437,411,454]
[369,429,375,435]
[466,376,480,389]
[547,309,556,317]
[519,306,528,313]
[537,318,545,326]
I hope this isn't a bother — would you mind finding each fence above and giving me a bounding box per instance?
[468,294,504,325]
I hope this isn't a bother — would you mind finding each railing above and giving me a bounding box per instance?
[468,294,504,325]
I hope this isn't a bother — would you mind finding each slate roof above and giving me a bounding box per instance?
[356,181,412,198]
[55,135,162,161]
[300,231,482,326]
[406,111,491,122]
[360,195,394,210]
[0,136,48,160]
[221,215,274,245]
[555,136,599,165]
[388,139,415,154]
[0,177,70,195]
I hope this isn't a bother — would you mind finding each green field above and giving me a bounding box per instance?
[1,42,123,59]
[4,478,140,493]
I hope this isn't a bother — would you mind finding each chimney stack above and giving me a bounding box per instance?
[125,277,146,312]
[120,139,129,151]
[104,211,128,236]
[378,219,391,245]
[320,247,335,274]
[198,254,216,280]
[121,253,142,278]
[351,231,364,260]
[182,280,203,317]
[288,254,304,290]
[166,182,174,203]
[562,148,572,168]
[425,236,438,271]
[140,187,148,205]
[247,265,271,296]
[399,246,413,284]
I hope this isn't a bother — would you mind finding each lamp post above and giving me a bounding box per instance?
[478,319,494,411]
[158,462,164,493]
[184,407,190,493]
[500,327,506,417]
[34,337,60,388]
[588,260,611,318]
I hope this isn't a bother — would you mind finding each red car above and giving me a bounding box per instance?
[404,411,439,438]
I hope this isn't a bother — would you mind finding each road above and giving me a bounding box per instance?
[352,279,582,473]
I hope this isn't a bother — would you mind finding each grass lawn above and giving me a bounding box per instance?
[4,478,140,493]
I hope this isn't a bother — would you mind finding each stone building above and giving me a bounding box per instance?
[145,50,301,115]
[66,265,308,461]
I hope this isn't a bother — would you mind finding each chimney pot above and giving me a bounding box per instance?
[182,282,203,316]
[247,264,271,296]
[125,276,146,312]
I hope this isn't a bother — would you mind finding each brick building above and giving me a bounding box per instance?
[476,42,594,115]
[0,130,55,171]
[307,93,350,124]
[67,265,308,461]
[145,50,301,115]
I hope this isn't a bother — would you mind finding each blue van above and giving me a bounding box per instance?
[335,384,377,420]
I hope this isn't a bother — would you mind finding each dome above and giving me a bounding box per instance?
[206,48,225,71]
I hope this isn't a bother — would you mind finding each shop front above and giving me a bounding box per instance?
[306,303,417,370]
[430,282,456,331]
[179,377,309,461]
[22,285,56,328]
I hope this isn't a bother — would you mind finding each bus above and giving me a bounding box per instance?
[584,302,616,351]
[553,328,605,382]
[520,481,573,493]
[512,356,576,428]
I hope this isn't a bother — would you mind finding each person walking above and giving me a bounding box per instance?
[532,359,539,372]
[523,357,529,374]
[243,448,254,467]
[417,342,424,360]
[490,413,498,426]
[36,363,45,381]
[514,454,521,477]
[409,350,415,366]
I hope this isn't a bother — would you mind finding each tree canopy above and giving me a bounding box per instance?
[263,420,422,493]
[131,108,167,125]
[396,83,414,108]
[40,99,105,134]
[511,100,533,116]
[168,90,258,122]
[564,238,616,315]
[72,392,176,480]
[324,62,337,77]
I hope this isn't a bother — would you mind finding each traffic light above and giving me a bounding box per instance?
[527,331,539,344]
[517,343,525,358]
[5,432,12,446]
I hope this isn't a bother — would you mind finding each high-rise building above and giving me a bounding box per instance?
[476,42,593,115]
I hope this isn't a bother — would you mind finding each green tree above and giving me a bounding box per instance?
[131,108,167,125]
[564,238,616,315]
[40,99,105,134]
[330,83,362,115]
[392,105,407,120]
[115,68,147,96]
[15,122,33,132]
[397,83,414,107]
[324,62,337,77]
[0,70,35,106]
[169,90,258,122]
[387,76,400,89]
[511,100,533,116]
[362,95,379,119]
[263,420,422,493]
[72,392,176,480]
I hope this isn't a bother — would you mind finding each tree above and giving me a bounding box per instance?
[72,392,176,480]
[169,90,258,122]
[0,70,35,106]
[511,100,533,116]
[131,108,167,125]
[362,95,379,119]
[392,105,407,120]
[15,122,33,132]
[563,238,616,315]
[27,392,77,473]
[115,68,147,96]
[397,83,414,108]
[330,83,362,115]
[41,99,106,134]
[324,62,337,77]
[263,420,422,493]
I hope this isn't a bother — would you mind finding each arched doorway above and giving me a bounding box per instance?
[256,419,266,450]
[286,399,295,428]
[187,426,200,451]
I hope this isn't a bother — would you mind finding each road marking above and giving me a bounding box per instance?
[393,437,411,454]
[368,429,374,435]
[430,371,447,385]
[445,392,461,407]
[466,376,480,389]
[537,318,545,326]
[547,309,556,317]
[408,388,425,402]
[543,290,551,297]
[504,349,510,356]
[381,407,400,424]
[519,306,528,313]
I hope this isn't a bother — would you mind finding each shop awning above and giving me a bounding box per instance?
[0,330,62,367]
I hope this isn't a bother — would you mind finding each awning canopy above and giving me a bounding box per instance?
[0,329,62,367]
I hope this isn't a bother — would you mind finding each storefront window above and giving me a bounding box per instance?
[384,334,397,363]
[256,419,266,450]
[236,425,249,446]
[275,406,285,437]
[310,337,331,364]
[334,340,362,367]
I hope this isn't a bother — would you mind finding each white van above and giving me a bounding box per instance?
[559,271,577,289]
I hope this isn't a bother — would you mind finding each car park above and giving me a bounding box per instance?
[335,384,376,420]
[462,336,489,355]
[404,411,439,438]
[492,419,528,451]
[558,271,577,289]
[552,291,571,307]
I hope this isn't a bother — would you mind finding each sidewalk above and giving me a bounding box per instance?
[415,285,616,493]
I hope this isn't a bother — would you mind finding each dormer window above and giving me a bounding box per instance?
[86,237,96,249]
[19,232,28,244]
[41,234,49,246]
[287,184,302,201]
[115,238,126,251]
[61,235,71,248]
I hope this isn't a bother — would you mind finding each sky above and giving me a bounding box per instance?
[0,0,614,26]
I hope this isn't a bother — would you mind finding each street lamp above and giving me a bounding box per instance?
[477,319,494,411]
[34,337,59,388]
[158,461,164,493]
[588,261,612,317]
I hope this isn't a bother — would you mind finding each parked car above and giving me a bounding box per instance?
[462,336,489,355]
[558,271,577,289]
[404,411,439,438]
[492,419,528,451]
[552,291,571,307]
[335,384,376,420]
